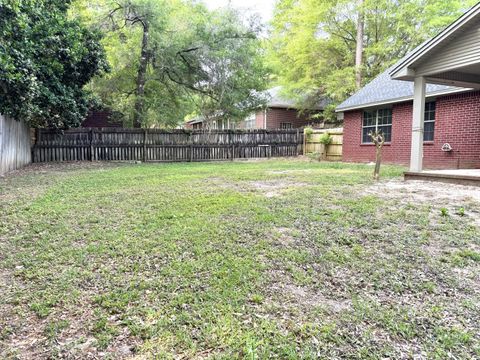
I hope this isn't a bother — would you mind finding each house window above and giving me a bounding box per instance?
[362,108,392,143]
[424,102,435,142]
[280,122,293,129]
[244,114,256,129]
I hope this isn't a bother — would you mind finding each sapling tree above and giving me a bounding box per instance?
[369,130,385,180]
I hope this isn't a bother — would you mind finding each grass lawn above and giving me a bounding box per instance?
[1,160,479,359]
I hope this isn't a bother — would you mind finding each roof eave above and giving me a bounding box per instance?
[335,88,471,112]
[391,67,417,81]
[390,2,480,79]
[267,103,324,111]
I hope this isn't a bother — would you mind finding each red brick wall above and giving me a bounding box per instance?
[343,91,480,169]
[82,111,122,128]
[255,111,266,128]
[252,108,319,129]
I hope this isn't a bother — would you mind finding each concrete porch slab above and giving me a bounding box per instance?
[404,169,480,186]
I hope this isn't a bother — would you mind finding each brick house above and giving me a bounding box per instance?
[81,110,122,128]
[185,87,329,130]
[337,3,480,171]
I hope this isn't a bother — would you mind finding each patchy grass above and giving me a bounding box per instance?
[0,160,479,359]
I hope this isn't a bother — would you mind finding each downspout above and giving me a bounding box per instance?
[264,108,268,129]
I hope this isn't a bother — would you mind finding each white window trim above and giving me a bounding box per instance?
[244,114,256,129]
[362,109,392,144]
[423,102,436,142]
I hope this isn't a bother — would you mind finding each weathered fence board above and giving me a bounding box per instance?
[33,128,303,163]
[0,115,32,175]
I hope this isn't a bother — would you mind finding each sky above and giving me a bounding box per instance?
[203,0,275,23]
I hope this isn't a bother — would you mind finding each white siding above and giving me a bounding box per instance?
[415,20,480,76]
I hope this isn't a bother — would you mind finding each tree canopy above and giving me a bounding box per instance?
[267,0,478,119]
[2,0,476,128]
[73,0,269,128]
[0,0,108,128]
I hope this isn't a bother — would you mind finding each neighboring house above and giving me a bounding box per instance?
[250,87,328,130]
[185,116,237,130]
[337,3,480,170]
[185,117,204,130]
[81,110,122,128]
[185,87,329,130]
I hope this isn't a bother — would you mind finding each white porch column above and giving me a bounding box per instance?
[410,76,426,172]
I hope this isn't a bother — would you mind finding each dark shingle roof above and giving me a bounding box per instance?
[267,86,329,110]
[336,69,461,111]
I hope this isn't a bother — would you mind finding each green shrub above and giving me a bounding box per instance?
[319,132,333,145]
[304,127,314,140]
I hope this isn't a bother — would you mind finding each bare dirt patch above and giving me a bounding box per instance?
[365,179,480,226]
[265,269,352,315]
[365,179,480,203]
[248,179,308,198]
[267,169,316,175]
[203,177,309,197]
[272,227,296,247]
[282,284,352,313]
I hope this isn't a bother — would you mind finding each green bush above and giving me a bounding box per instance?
[319,132,333,145]
[304,127,314,140]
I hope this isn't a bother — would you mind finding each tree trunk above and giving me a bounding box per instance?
[355,0,364,89]
[133,22,149,128]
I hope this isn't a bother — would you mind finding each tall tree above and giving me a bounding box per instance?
[355,0,364,89]
[105,1,158,127]
[268,0,478,118]
[0,0,108,128]
[73,0,269,128]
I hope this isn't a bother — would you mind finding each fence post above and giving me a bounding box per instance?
[34,128,41,163]
[228,130,235,161]
[302,129,306,156]
[297,129,300,156]
[143,129,147,162]
[90,128,94,161]
[231,131,236,161]
[36,128,41,145]
[189,131,193,162]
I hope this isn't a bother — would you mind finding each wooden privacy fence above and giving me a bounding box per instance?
[304,128,343,161]
[0,115,32,176]
[33,128,304,163]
